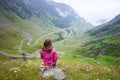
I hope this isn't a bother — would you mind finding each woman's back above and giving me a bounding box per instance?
[40,39,58,66]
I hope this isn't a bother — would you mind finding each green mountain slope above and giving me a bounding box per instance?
[74,14,120,57]
[0,0,92,28]
[0,0,93,54]
[0,1,119,80]
[87,14,120,37]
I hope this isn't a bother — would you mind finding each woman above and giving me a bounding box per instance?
[40,38,58,67]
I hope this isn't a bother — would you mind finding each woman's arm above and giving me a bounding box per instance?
[53,50,58,62]
[40,49,44,60]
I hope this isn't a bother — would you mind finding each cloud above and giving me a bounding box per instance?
[52,0,120,25]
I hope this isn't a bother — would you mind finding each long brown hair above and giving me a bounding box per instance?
[43,38,52,50]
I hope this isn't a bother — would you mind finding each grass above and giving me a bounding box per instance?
[0,11,58,54]
[0,32,120,80]
[0,59,41,80]
[74,34,120,57]
[0,6,19,22]
[0,27,119,80]
[0,28,22,54]
[95,55,120,66]
[0,54,120,80]
[59,60,120,80]
[22,40,38,53]
[104,48,120,56]
[21,33,60,53]
[103,37,120,45]
[0,5,120,80]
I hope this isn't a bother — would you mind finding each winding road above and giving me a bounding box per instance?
[0,29,75,59]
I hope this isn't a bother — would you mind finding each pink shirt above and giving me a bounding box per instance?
[40,48,58,66]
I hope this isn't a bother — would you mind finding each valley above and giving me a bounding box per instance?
[0,0,120,80]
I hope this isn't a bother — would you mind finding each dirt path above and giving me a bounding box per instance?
[33,30,61,46]
[18,39,25,54]
[25,29,71,47]
[0,29,69,59]
[27,38,32,46]
[0,50,40,59]
[0,50,23,58]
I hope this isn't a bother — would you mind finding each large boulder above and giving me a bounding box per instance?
[39,67,65,80]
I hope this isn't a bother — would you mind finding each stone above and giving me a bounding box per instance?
[39,67,65,80]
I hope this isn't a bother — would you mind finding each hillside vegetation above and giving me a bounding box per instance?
[0,54,120,80]
[0,0,92,54]
[74,14,120,58]
[0,0,120,80]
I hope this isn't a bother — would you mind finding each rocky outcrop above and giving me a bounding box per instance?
[39,67,65,80]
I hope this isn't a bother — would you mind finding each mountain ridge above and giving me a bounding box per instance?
[74,14,120,57]
[87,14,120,37]
[0,0,92,28]
[0,0,93,54]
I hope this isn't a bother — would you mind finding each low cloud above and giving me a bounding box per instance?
[53,0,120,25]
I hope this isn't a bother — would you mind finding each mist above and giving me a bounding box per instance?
[53,0,120,25]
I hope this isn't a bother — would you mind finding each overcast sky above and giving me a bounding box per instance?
[52,0,120,25]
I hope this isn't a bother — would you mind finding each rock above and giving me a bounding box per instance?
[53,67,66,80]
[41,68,54,78]
[39,67,65,80]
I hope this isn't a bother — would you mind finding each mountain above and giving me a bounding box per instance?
[75,14,120,57]
[109,14,120,24]
[0,1,119,79]
[87,14,120,37]
[0,0,92,28]
[0,0,93,54]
